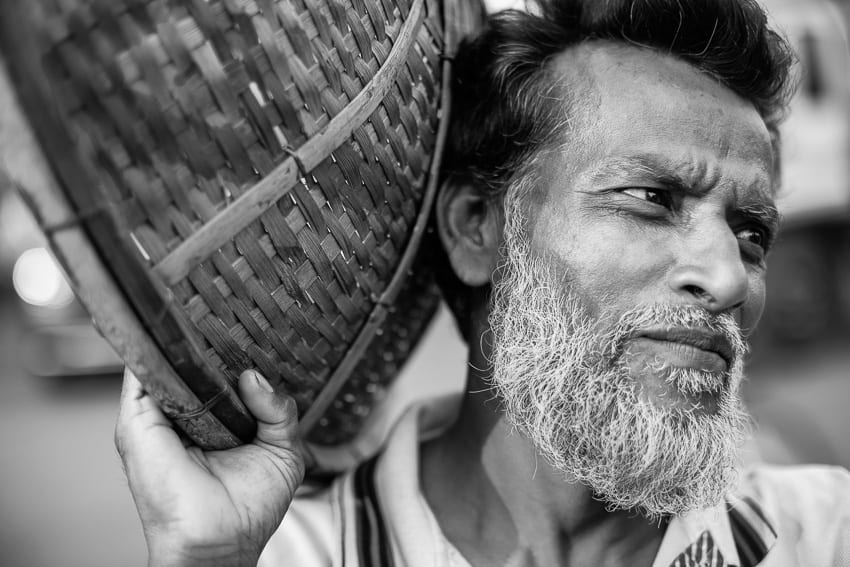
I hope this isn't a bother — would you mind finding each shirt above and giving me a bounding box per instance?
[259,408,850,567]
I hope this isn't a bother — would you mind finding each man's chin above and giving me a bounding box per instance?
[622,350,741,416]
[528,385,752,520]
[580,403,749,519]
[493,357,750,518]
[634,373,729,415]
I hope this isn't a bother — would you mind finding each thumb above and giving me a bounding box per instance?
[237,371,303,460]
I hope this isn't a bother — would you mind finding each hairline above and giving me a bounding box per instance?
[502,39,783,216]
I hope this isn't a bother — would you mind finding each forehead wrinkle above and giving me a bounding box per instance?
[581,152,771,197]
[582,153,714,191]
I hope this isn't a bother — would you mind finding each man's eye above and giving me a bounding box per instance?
[621,188,672,208]
[736,227,769,250]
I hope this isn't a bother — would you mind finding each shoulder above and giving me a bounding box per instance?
[737,464,850,515]
[734,464,850,566]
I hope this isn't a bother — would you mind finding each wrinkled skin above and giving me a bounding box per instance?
[115,370,305,566]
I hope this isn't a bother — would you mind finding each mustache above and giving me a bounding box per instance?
[601,304,748,366]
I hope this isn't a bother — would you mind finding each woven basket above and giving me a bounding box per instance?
[0,0,480,449]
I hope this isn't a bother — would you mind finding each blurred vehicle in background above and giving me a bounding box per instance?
[0,185,123,378]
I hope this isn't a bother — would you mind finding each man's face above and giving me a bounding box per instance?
[487,43,777,517]
[532,42,777,375]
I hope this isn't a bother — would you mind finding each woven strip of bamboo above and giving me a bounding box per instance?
[153,0,427,287]
[0,0,479,449]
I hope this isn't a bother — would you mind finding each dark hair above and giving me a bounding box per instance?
[432,0,797,342]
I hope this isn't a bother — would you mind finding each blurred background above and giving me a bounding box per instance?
[0,0,848,566]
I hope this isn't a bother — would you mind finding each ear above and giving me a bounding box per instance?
[436,178,503,287]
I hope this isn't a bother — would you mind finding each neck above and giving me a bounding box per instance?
[420,362,666,566]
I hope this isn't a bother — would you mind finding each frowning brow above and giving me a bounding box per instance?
[585,153,780,227]
[585,154,714,191]
[584,153,772,198]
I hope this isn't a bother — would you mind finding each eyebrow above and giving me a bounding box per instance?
[738,202,782,237]
[585,154,719,193]
[586,153,779,222]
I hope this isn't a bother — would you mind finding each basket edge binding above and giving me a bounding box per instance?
[0,0,258,444]
[0,54,243,448]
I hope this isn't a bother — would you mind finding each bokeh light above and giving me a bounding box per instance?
[12,247,74,308]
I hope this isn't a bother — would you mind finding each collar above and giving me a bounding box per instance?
[652,493,778,567]
[652,504,741,567]
[368,407,778,567]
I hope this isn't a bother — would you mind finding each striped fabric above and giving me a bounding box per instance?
[664,494,777,567]
[352,457,395,567]
[669,531,727,567]
[727,495,777,567]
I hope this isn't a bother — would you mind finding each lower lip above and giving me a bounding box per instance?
[626,337,728,373]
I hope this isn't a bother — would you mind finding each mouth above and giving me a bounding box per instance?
[630,327,736,371]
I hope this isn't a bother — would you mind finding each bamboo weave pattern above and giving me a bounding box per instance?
[6,0,446,445]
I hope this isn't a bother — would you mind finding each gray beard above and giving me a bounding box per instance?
[487,200,751,519]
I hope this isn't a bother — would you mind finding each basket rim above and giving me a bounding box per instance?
[0,57,243,447]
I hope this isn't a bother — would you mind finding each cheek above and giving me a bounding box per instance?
[540,227,671,315]
[741,272,766,334]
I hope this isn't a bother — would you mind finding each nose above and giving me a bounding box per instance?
[667,224,749,313]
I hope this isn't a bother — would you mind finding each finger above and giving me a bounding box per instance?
[116,368,188,476]
[120,373,194,449]
[118,368,169,424]
[236,371,316,469]
[237,370,301,453]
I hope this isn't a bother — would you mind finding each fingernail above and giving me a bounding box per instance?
[252,371,274,393]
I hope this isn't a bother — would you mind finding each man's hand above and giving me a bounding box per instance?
[115,368,306,567]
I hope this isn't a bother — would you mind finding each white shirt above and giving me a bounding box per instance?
[260,408,850,567]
